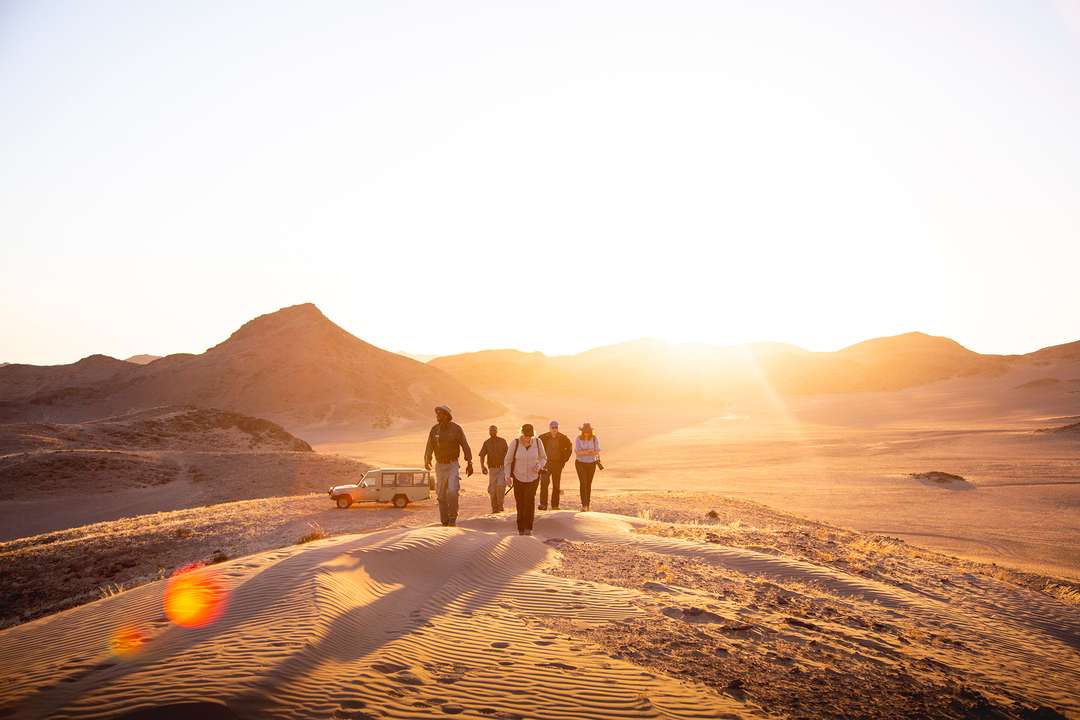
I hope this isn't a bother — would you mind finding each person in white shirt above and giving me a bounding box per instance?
[504,423,548,535]
[573,422,601,512]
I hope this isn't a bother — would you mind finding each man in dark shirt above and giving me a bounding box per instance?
[423,405,473,526]
[479,425,509,513]
[538,420,573,510]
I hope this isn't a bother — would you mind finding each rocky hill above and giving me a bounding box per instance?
[0,304,502,433]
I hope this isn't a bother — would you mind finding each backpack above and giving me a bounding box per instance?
[510,438,549,483]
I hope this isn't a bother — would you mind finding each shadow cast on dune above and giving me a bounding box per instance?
[231,527,552,717]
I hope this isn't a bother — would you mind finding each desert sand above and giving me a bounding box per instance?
[0,499,1076,719]
[322,377,1080,580]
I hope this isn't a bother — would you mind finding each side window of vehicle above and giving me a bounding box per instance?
[381,473,394,487]
[401,472,418,485]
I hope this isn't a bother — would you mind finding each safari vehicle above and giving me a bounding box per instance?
[329,467,433,509]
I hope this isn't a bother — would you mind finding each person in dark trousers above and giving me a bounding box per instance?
[538,420,573,510]
[504,423,547,535]
[423,405,473,526]
[478,425,509,513]
[574,422,601,512]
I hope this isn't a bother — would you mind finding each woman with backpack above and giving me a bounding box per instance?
[574,422,601,512]
[504,423,548,535]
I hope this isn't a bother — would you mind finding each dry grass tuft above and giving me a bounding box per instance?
[296,521,327,545]
[97,582,125,600]
[1043,582,1080,605]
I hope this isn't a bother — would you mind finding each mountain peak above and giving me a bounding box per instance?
[838,332,974,357]
[218,303,339,346]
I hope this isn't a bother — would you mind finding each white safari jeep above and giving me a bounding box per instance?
[329,468,433,509]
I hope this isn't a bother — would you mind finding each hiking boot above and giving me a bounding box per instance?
[538,505,547,511]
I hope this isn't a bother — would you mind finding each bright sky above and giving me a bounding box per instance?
[2,1,1079,365]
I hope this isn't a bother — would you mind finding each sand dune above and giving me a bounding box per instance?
[1,511,1075,719]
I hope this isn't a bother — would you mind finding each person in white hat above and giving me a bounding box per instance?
[574,422,601,511]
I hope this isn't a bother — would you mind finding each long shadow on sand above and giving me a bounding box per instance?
[4,524,550,720]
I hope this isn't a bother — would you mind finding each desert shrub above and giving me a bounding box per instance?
[296,522,327,545]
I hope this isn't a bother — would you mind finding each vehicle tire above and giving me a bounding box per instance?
[336,495,353,509]
[391,494,408,509]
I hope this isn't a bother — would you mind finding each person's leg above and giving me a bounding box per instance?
[446,463,460,525]
[550,464,562,509]
[583,462,596,509]
[490,466,505,512]
[538,472,549,510]
[522,482,537,531]
[575,461,587,510]
[435,463,450,525]
[512,482,527,533]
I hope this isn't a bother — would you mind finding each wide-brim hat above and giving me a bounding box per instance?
[579,422,593,432]
[434,405,452,418]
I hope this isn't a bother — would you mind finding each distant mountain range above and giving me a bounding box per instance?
[3,307,1077,432]
[430,333,1080,402]
[0,304,502,432]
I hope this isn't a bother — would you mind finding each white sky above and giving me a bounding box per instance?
[2,1,1079,365]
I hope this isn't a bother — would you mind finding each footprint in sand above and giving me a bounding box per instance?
[490,641,510,648]
[371,661,409,673]
[540,661,577,670]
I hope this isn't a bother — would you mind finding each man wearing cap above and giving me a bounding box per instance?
[538,420,573,511]
[423,405,473,527]
[478,425,509,513]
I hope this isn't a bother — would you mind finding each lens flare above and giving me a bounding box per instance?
[164,563,227,628]
[108,626,145,658]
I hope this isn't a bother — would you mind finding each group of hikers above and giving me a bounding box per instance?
[423,405,602,535]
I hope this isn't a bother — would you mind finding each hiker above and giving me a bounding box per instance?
[538,420,573,510]
[423,405,473,527]
[504,423,548,535]
[574,422,601,512]
[479,425,509,513]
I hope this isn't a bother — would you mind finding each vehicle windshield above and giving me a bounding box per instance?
[359,471,377,488]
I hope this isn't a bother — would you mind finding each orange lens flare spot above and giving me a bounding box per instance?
[108,626,145,658]
[164,564,227,628]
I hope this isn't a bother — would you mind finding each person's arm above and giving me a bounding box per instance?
[537,439,548,471]
[460,426,473,475]
[424,427,435,469]
[479,440,489,472]
[562,435,573,464]
[577,437,598,458]
[457,425,470,464]
[504,441,516,483]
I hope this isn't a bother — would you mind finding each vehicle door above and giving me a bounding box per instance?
[377,473,396,502]
[356,472,380,502]
[404,471,430,500]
